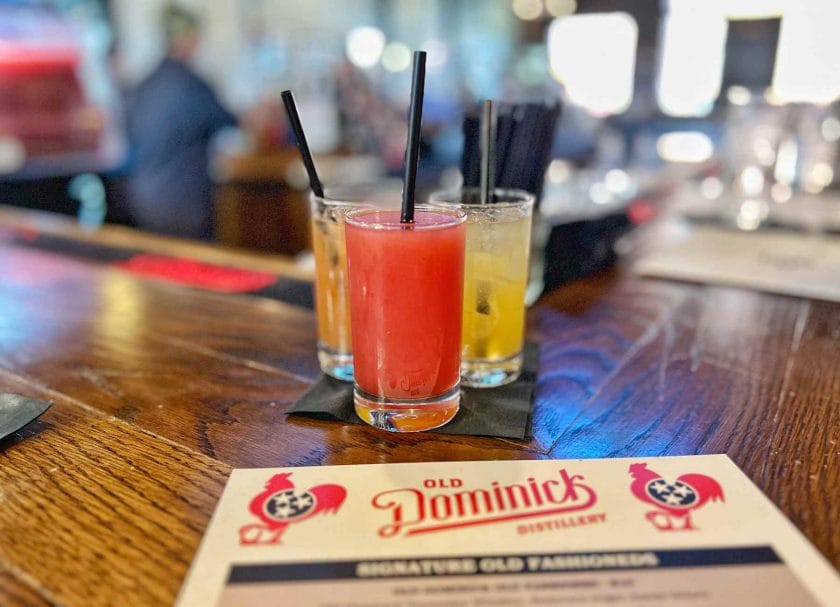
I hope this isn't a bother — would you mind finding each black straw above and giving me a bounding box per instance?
[479,99,496,204]
[401,51,427,224]
[281,90,324,198]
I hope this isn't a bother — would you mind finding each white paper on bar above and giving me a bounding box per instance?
[176,455,840,606]
[635,224,840,303]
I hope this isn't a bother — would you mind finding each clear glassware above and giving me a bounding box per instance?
[429,188,535,388]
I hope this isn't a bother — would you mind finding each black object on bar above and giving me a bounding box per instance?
[461,101,561,206]
[287,341,540,439]
[281,89,324,198]
[0,393,52,441]
[401,51,427,224]
[479,100,497,204]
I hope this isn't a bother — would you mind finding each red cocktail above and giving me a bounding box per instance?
[345,206,466,432]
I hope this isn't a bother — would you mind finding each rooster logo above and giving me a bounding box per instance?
[629,463,724,531]
[238,473,347,545]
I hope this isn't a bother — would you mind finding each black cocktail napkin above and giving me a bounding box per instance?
[286,342,538,439]
[0,393,52,442]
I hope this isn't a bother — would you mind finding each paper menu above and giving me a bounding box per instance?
[634,223,840,303]
[176,455,840,606]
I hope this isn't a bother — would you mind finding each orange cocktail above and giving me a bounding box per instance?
[310,194,359,381]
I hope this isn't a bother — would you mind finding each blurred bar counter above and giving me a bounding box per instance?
[0,203,313,282]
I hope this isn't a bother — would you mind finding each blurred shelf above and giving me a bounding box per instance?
[213,148,310,256]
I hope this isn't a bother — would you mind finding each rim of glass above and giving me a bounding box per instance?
[428,187,535,209]
[345,205,467,231]
[309,190,376,208]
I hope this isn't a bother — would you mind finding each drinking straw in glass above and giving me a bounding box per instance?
[429,188,534,388]
[344,50,467,431]
[345,205,466,431]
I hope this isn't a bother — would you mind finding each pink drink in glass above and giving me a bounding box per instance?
[345,206,465,432]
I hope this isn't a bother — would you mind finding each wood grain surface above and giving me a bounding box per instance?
[0,206,837,605]
[0,569,51,607]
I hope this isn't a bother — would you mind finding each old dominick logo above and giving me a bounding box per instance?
[239,473,347,545]
[372,469,597,538]
[629,462,724,531]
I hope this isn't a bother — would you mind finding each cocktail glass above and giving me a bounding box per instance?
[344,205,466,431]
[429,188,534,388]
[310,193,366,381]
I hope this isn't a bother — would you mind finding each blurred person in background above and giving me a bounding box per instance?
[125,4,236,240]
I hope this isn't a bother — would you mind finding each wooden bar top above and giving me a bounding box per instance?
[0,205,837,605]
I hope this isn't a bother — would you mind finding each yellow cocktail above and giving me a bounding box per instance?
[431,189,534,387]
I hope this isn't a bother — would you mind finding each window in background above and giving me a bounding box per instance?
[547,12,638,117]
[772,0,840,104]
[656,0,727,117]
[657,0,840,116]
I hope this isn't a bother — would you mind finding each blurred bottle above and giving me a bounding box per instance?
[719,87,787,230]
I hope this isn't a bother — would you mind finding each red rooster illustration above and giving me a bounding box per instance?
[239,473,347,545]
[629,463,724,531]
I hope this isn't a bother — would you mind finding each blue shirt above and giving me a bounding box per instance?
[126,58,236,239]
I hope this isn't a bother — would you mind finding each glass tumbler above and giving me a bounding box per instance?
[344,206,466,432]
[429,188,534,388]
